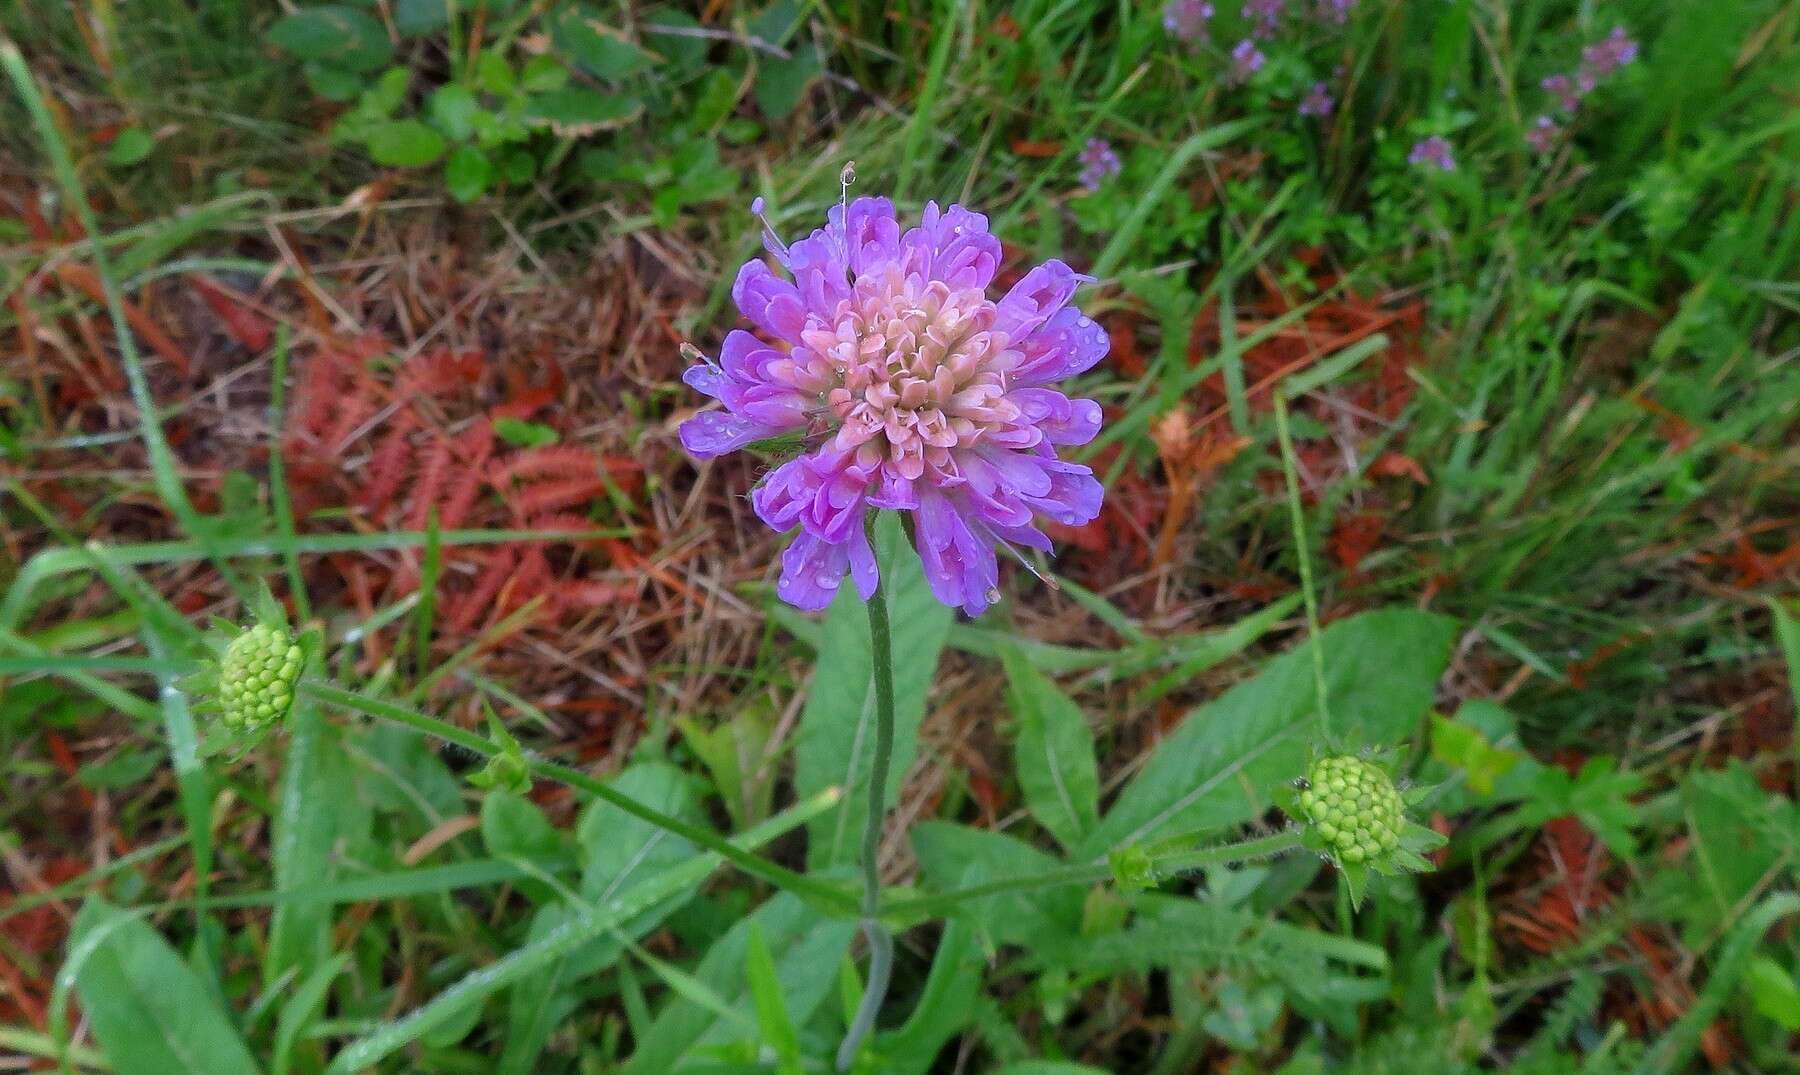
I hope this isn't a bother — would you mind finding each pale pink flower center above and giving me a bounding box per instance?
[797,270,1020,480]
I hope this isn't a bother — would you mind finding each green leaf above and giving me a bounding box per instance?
[745,923,803,1073]
[1743,955,1800,1031]
[272,954,348,1075]
[754,48,821,120]
[1002,646,1099,849]
[266,702,369,988]
[875,919,985,1072]
[493,416,557,447]
[364,120,448,167]
[476,50,517,95]
[428,84,482,141]
[795,513,954,869]
[1077,609,1457,858]
[988,1064,1114,1075]
[522,88,642,134]
[303,62,362,102]
[519,54,569,93]
[267,6,392,72]
[619,894,855,1075]
[445,145,493,203]
[68,899,264,1074]
[911,822,1083,947]
[395,0,454,36]
[105,128,154,167]
[1429,712,1522,796]
[550,7,657,81]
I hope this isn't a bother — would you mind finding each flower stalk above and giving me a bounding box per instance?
[837,547,897,1070]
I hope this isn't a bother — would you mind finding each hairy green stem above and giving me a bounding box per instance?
[298,679,860,916]
[838,576,897,1071]
[882,828,1305,922]
[1273,396,1332,737]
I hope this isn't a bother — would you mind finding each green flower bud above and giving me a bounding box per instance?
[218,624,304,730]
[1300,754,1404,863]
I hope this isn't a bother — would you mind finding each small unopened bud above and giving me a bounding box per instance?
[1298,755,1404,864]
[218,624,303,730]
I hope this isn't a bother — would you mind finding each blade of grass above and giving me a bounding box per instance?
[0,527,622,631]
[894,0,959,204]
[1,40,250,602]
[1091,119,1261,281]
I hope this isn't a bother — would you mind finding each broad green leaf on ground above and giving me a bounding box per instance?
[364,120,447,167]
[1077,609,1457,858]
[619,893,856,1075]
[1002,645,1100,850]
[989,1065,1113,1075]
[910,821,1084,948]
[1678,762,1798,944]
[795,513,954,869]
[267,6,392,71]
[522,88,642,133]
[68,899,263,1075]
[266,701,370,989]
[360,722,464,825]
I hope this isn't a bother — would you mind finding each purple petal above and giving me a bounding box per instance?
[1022,458,1104,526]
[1011,306,1110,386]
[994,260,1088,341]
[841,196,901,277]
[776,533,849,611]
[902,202,1002,291]
[682,363,727,401]
[679,410,780,460]
[846,526,879,599]
[916,490,999,617]
[732,260,809,344]
[1009,388,1103,445]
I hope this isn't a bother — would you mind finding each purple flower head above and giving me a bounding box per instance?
[1581,27,1638,79]
[1162,0,1214,41]
[1229,39,1266,83]
[1540,73,1584,113]
[1077,139,1122,191]
[679,197,1108,616]
[1525,114,1560,153]
[1298,81,1334,117]
[1408,135,1456,171]
[1242,0,1284,38]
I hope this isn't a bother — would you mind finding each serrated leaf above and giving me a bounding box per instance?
[794,513,954,869]
[1002,645,1099,849]
[268,6,392,72]
[365,120,448,167]
[1078,609,1457,858]
[68,899,265,1075]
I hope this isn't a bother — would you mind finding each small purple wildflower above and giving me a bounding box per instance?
[1162,0,1214,42]
[1242,0,1284,39]
[679,197,1107,616]
[1298,81,1334,117]
[1229,39,1266,83]
[1408,135,1456,172]
[1077,139,1122,191]
[1581,27,1638,79]
[1541,72,1584,113]
[1525,114,1560,153]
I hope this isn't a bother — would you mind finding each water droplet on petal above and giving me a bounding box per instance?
[817,572,838,588]
[984,586,1002,604]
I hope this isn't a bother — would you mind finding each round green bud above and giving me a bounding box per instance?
[219,624,303,730]
[1300,755,1405,863]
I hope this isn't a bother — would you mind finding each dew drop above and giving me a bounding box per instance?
[984,586,1002,604]
[817,572,838,588]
